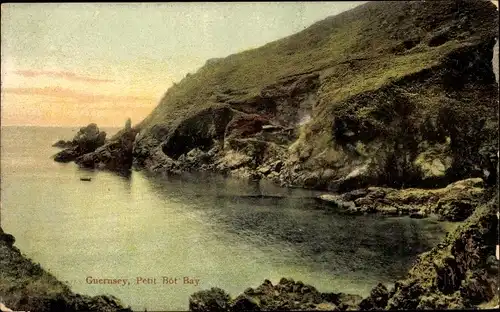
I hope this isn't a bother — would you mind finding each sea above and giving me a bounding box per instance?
[0,126,452,311]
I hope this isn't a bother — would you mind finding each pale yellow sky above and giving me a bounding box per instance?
[1,2,363,127]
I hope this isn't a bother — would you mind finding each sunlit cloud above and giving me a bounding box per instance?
[12,70,114,83]
[2,86,155,104]
[1,2,364,126]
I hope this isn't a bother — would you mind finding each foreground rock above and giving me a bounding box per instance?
[53,123,106,163]
[385,193,498,310]
[190,193,498,311]
[0,227,131,312]
[317,178,486,221]
[132,0,498,192]
[75,128,138,171]
[189,278,363,312]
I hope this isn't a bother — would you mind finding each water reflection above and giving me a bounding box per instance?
[0,126,452,311]
[139,170,448,281]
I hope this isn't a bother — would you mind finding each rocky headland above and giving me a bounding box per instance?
[56,1,498,191]
[53,122,138,172]
[53,123,107,163]
[0,227,131,312]
[49,0,499,310]
[128,0,498,193]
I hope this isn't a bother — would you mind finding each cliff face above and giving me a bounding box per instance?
[384,192,498,309]
[133,0,498,191]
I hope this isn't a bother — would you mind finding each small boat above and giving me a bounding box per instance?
[80,177,92,181]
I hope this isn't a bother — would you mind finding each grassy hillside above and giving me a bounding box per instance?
[134,0,498,191]
[139,1,496,130]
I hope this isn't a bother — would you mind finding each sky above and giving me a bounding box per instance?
[0,2,364,127]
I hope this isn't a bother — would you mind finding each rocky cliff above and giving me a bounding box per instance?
[132,0,498,191]
[132,2,497,309]
[0,227,131,312]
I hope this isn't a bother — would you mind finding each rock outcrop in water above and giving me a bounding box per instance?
[53,123,107,163]
[131,0,498,192]
[75,128,138,171]
[317,177,487,221]
[52,121,139,172]
[52,139,74,148]
[0,227,131,312]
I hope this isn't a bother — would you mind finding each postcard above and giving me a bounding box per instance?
[1,1,498,311]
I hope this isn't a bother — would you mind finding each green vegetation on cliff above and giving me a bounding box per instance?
[134,0,498,192]
[386,192,498,309]
[141,1,495,129]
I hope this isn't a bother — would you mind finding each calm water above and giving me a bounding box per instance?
[1,126,451,311]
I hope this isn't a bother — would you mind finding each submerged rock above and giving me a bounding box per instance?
[316,194,355,210]
[52,139,74,148]
[53,148,82,163]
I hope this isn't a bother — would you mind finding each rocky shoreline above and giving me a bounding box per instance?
[188,192,498,311]
[53,0,499,195]
[51,0,499,196]
[47,123,500,311]
[316,177,487,221]
[53,123,490,223]
[48,122,499,311]
[0,227,132,312]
